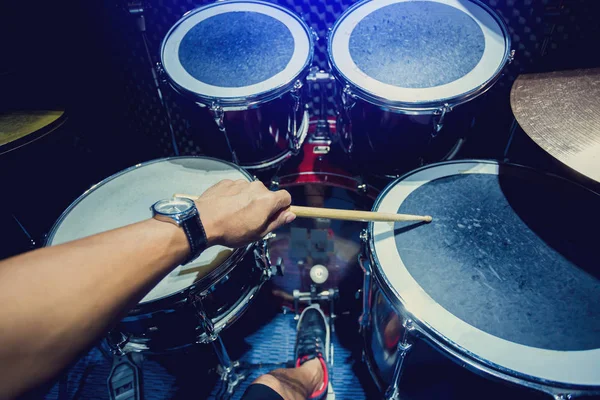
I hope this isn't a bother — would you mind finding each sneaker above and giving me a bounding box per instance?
[294,304,330,399]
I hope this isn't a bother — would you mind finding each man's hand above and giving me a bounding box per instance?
[195,179,296,248]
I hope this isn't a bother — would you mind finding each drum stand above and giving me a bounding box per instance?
[383,320,414,400]
[193,297,248,399]
[192,245,285,399]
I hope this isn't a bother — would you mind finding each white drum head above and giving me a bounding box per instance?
[329,0,509,106]
[47,157,252,304]
[161,0,312,101]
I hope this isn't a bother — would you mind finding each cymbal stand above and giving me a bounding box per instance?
[126,0,180,156]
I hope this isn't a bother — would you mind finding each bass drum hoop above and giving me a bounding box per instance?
[275,171,379,200]
[327,0,512,114]
[365,159,600,396]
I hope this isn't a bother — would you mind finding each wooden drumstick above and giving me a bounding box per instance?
[173,193,432,223]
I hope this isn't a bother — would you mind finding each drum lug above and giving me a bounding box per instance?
[338,85,356,153]
[209,103,240,165]
[356,182,367,194]
[254,238,283,281]
[270,176,280,190]
[553,394,573,400]
[309,27,319,42]
[508,49,516,64]
[290,80,304,112]
[359,229,369,243]
[155,62,167,84]
[433,103,452,136]
[358,253,372,331]
[189,292,218,342]
[288,80,305,154]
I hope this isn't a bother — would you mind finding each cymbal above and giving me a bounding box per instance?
[0,110,65,155]
[511,68,600,183]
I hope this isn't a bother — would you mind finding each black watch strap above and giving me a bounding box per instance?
[181,212,208,264]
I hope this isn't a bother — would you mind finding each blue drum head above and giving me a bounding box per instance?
[161,1,312,103]
[329,0,510,108]
[371,161,600,388]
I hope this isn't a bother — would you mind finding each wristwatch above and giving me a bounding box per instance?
[151,197,208,263]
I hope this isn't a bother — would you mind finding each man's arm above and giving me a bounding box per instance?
[0,179,295,399]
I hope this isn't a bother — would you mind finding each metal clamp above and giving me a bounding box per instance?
[432,103,452,136]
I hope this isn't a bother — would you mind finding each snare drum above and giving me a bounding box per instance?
[161,1,314,171]
[328,0,513,176]
[46,157,270,353]
[362,160,600,398]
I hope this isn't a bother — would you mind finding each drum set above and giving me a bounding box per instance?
[43,0,600,399]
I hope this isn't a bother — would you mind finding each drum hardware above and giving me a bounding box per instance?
[11,214,37,249]
[508,49,516,64]
[209,103,240,165]
[292,288,339,321]
[503,118,521,162]
[254,235,285,281]
[357,229,371,332]
[289,80,306,155]
[384,319,415,400]
[190,292,248,397]
[106,330,143,400]
[125,0,180,155]
[432,103,452,136]
[307,67,336,139]
[338,85,357,154]
[107,351,143,400]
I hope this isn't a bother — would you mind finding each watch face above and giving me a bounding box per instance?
[153,197,194,216]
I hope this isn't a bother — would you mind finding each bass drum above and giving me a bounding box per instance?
[363,160,600,399]
[46,157,270,353]
[268,123,379,312]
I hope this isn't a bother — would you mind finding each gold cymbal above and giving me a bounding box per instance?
[510,68,600,183]
[0,110,65,154]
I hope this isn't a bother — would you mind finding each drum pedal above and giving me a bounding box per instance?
[108,353,143,400]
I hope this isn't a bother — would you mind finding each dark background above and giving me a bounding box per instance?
[1,0,599,255]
